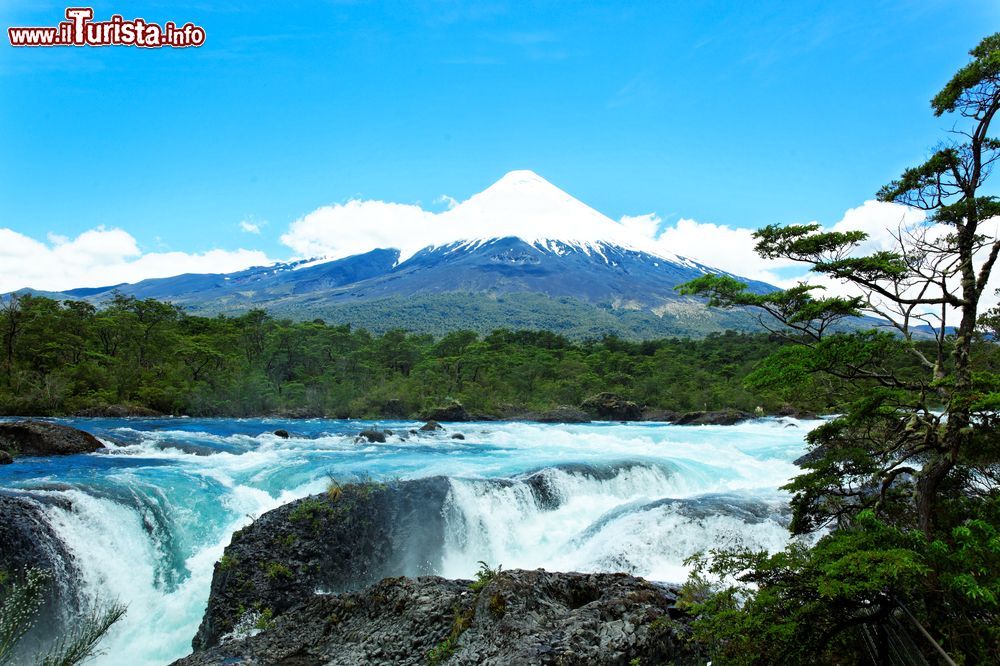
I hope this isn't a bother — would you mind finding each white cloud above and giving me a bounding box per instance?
[280,199,439,261]
[625,200,932,289]
[641,215,797,285]
[640,201,1000,323]
[239,220,262,234]
[435,194,459,210]
[0,227,273,294]
[618,213,663,240]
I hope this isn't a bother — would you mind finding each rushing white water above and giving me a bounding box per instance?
[0,417,821,665]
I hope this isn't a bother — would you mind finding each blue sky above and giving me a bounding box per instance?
[1,1,998,291]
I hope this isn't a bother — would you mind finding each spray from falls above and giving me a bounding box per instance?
[440,462,794,582]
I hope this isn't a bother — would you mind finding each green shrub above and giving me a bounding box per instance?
[469,561,502,593]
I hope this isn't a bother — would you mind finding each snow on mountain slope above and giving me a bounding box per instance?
[281,170,700,269]
[431,170,693,266]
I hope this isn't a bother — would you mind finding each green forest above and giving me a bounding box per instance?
[0,291,846,418]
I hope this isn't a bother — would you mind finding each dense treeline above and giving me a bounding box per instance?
[0,292,842,418]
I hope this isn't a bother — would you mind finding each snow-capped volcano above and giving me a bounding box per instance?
[39,170,778,339]
[432,170,685,263]
[282,170,694,266]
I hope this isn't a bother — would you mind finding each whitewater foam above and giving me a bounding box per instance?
[0,417,822,664]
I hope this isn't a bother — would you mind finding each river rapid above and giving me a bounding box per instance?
[0,417,821,665]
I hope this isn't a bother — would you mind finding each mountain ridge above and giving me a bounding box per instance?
[17,171,779,338]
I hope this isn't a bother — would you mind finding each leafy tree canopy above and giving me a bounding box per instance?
[679,32,1000,665]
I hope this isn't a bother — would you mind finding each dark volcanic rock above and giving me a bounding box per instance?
[423,400,470,422]
[775,405,818,420]
[671,410,752,426]
[172,569,700,666]
[640,408,680,422]
[419,420,444,432]
[0,492,82,656]
[358,429,388,443]
[580,393,642,421]
[273,429,290,439]
[192,477,452,651]
[451,433,466,440]
[0,421,104,456]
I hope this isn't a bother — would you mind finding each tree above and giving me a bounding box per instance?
[0,294,23,382]
[679,33,1000,664]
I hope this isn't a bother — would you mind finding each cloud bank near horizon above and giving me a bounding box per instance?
[6,195,996,320]
[0,227,272,294]
[277,195,933,291]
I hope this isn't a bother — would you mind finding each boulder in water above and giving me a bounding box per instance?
[580,392,642,421]
[273,429,290,439]
[423,400,469,422]
[670,410,752,426]
[0,449,12,465]
[358,429,387,443]
[0,421,104,456]
[191,477,452,651]
[173,569,700,666]
[419,420,443,432]
[775,405,818,420]
[640,408,680,422]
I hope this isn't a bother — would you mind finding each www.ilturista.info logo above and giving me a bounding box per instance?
[8,7,205,48]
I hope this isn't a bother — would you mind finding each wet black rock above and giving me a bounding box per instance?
[191,477,452,651]
[640,408,680,422]
[423,400,470,422]
[670,410,752,426]
[580,393,642,421]
[451,433,466,440]
[0,449,12,465]
[0,421,104,456]
[419,420,444,432]
[0,492,82,656]
[775,405,818,420]
[173,569,700,666]
[358,429,388,443]
[273,429,290,439]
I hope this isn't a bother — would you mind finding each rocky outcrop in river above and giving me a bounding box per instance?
[173,569,699,666]
[184,472,707,665]
[192,477,452,650]
[0,420,105,457]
